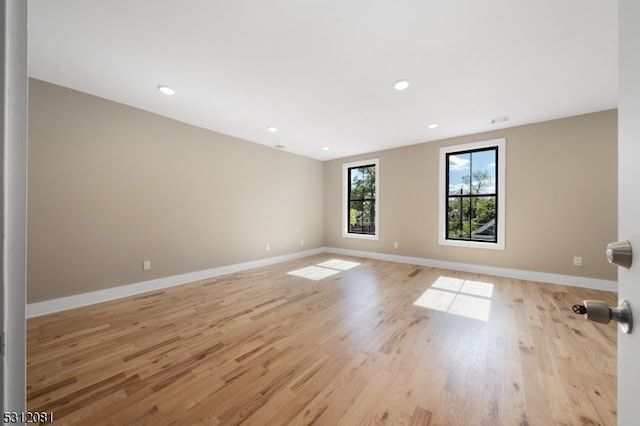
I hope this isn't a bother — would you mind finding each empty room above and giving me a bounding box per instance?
[8,0,640,425]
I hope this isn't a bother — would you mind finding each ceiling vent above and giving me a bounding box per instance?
[490,116,510,124]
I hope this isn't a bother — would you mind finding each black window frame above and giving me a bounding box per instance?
[347,163,377,236]
[445,146,499,244]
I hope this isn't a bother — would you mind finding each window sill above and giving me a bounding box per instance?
[343,232,379,241]
[439,238,504,250]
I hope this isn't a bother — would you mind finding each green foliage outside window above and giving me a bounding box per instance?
[348,165,376,234]
[447,149,497,242]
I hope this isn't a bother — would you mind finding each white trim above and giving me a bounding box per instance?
[324,247,617,292]
[26,248,324,318]
[342,158,380,240]
[3,0,29,414]
[439,138,506,250]
[27,246,617,318]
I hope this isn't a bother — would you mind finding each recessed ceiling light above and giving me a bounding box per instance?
[393,79,410,91]
[157,85,175,95]
[428,123,439,129]
[322,146,329,151]
[267,127,278,132]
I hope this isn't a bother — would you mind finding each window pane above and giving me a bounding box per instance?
[349,200,363,233]
[348,200,375,235]
[470,196,496,241]
[363,166,376,199]
[362,200,375,233]
[447,197,471,239]
[350,167,364,199]
[350,165,376,200]
[448,152,471,195]
[470,149,497,195]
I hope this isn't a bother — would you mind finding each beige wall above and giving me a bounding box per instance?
[324,110,618,281]
[27,79,324,303]
[28,79,618,304]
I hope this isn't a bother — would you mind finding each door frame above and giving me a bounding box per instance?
[1,0,28,414]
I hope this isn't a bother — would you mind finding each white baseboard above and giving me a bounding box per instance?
[26,248,324,318]
[324,247,618,292]
[27,246,617,318]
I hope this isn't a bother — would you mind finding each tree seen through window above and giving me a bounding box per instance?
[446,147,498,242]
[348,164,376,235]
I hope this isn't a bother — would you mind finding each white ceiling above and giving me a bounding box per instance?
[28,0,617,161]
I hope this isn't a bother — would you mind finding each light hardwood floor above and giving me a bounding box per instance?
[27,254,618,425]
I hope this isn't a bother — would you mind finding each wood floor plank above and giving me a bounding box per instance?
[27,254,618,425]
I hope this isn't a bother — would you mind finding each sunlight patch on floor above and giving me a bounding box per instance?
[287,259,361,281]
[317,259,360,271]
[287,265,341,280]
[413,276,493,321]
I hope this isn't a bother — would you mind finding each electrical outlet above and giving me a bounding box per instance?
[143,260,151,270]
[573,256,582,266]
[393,242,399,248]
[266,243,270,251]
[300,239,304,246]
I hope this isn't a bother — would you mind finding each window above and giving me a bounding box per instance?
[342,159,379,239]
[439,139,505,249]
